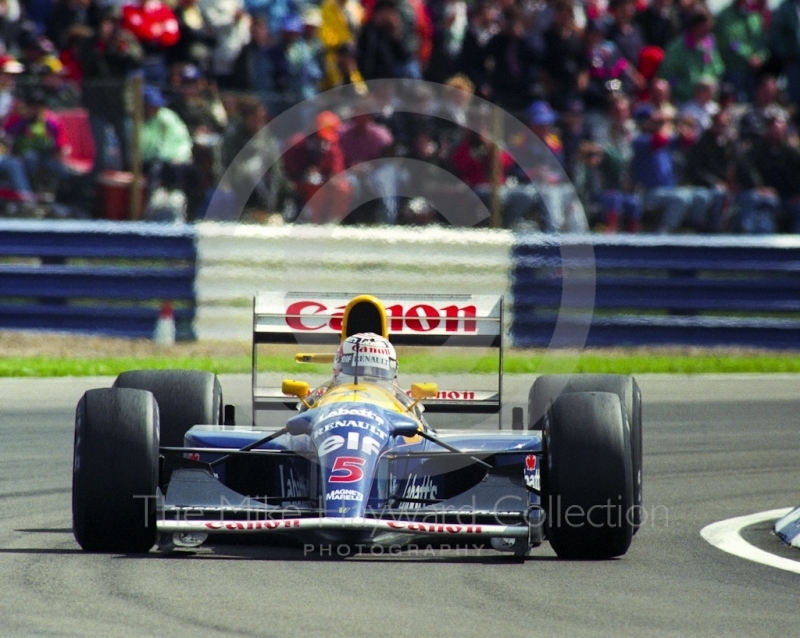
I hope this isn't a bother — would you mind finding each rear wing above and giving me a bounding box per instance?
[252,292,503,416]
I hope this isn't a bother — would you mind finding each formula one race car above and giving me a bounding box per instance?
[72,293,642,559]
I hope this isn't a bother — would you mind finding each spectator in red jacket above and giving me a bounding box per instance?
[283,111,351,223]
[121,0,179,83]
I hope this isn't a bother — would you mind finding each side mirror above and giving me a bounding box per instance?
[295,353,335,364]
[286,411,314,436]
[410,383,438,400]
[387,412,421,438]
[282,379,310,399]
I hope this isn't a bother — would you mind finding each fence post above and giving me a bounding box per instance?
[490,108,503,229]
[130,75,144,220]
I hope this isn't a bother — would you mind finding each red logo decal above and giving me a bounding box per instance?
[285,301,478,333]
[525,455,537,471]
[328,456,367,483]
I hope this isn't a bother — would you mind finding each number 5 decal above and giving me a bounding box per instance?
[329,456,366,483]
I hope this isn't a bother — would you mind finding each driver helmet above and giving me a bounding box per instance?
[333,333,397,384]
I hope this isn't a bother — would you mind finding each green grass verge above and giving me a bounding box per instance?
[3,351,800,377]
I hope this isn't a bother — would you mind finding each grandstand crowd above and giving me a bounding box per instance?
[1,0,799,232]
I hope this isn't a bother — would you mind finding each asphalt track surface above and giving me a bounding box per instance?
[1,374,799,637]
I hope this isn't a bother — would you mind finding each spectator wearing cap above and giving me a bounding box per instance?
[736,107,800,232]
[168,65,227,135]
[17,26,58,76]
[631,103,715,232]
[319,0,364,90]
[769,0,800,104]
[527,100,566,171]
[230,14,283,112]
[4,90,70,194]
[503,100,590,232]
[283,111,351,223]
[714,0,768,102]
[658,7,725,104]
[38,58,81,110]
[0,55,23,121]
[530,99,589,231]
[282,12,323,107]
[78,7,143,174]
[635,0,681,50]
[121,0,180,84]
[141,86,193,165]
[140,85,198,214]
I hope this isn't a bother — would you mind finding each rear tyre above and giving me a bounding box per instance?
[545,392,633,559]
[114,370,222,448]
[72,388,159,552]
[530,374,642,531]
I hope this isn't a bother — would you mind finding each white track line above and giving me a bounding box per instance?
[701,508,800,574]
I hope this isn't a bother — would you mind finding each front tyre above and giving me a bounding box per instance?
[114,370,222,448]
[72,388,159,552]
[545,391,633,559]
[530,374,642,531]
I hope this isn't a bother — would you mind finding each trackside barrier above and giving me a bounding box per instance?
[0,220,196,339]
[511,235,800,349]
[4,222,800,349]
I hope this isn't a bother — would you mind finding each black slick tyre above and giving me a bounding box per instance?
[72,388,159,552]
[530,374,642,531]
[545,391,634,559]
[114,370,222,448]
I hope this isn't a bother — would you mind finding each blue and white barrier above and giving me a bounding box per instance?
[511,234,800,349]
[0,220,196,339]
[2,220,799,349]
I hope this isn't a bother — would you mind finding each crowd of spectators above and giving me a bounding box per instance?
[0,0,798,232]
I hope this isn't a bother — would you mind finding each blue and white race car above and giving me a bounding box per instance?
[72,293,642,558]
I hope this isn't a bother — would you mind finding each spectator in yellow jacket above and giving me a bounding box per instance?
[319,0,364,89]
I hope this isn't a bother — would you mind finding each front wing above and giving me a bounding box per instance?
[157,517,529,539]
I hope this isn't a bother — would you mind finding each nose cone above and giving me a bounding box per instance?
[312,403,392,517]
